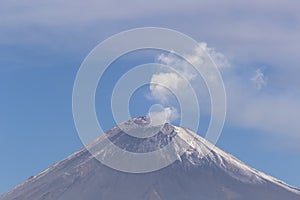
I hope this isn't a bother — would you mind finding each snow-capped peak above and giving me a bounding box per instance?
[1,117,299,200]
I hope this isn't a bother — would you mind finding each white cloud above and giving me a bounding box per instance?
[197,42,231,68]
[2,1,300,93]
[150,43,229,104]
[148,42,300,150]
[149,72,188,104]
[225,67,300,149]
[147,43,228,129]
[251,69,267,90]
[2,0,300,150]
[148,106,179,126]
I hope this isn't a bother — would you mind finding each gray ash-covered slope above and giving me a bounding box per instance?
[1,117,300,200]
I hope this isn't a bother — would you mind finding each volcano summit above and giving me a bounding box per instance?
[1,117,300,200]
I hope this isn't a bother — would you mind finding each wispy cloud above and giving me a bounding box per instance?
[196,42,231,69]
[251,69,267,90]
[1,0,299,149]
[2,1,300,90]
[147,43,229,124]
[225,68,300,150]
[147,42,300,150]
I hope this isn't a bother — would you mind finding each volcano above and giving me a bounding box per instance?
[1,117,300,200]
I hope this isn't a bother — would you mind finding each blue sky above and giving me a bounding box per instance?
[1,0,300,194]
